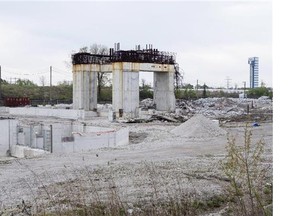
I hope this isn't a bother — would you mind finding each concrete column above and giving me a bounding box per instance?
[112,62,139,117]
[153,70,175,111]
[112,62,123,113]
[83,70,90,110]
[72,64,98,111]
[123,71,139,117]
[0,119,18,157]
[89,71,98,111]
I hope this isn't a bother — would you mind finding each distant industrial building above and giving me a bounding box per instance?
[248,57,259,88]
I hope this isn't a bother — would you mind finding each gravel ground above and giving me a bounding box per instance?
[0,115,273,215]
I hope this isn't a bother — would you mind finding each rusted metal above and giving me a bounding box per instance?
[174,63,183,89]
[72,47,176,65]
[4,97,30,107]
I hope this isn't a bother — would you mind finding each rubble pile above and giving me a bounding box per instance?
[171,114,227,139]
[139,98,155,110]
[175,97,273,120]
[135,97,272,123]
[97,103,113,111]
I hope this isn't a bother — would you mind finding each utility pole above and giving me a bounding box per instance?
[225,76,231,89]
[196,79,199,98]
[243,81,247,98]
[50,66,52,103]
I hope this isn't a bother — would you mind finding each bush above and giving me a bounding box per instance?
[247,87,273,99]
[221,125,272,216]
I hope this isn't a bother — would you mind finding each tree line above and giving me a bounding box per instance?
[0,43,272,105]
[0,76,273,107]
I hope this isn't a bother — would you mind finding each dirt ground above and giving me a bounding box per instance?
[0,114,273,215]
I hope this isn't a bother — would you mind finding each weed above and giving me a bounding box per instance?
[221,124,272,216]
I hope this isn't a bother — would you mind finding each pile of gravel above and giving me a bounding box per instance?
[171,114,227,139]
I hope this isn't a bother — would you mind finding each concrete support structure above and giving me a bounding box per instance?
[112,62,140,117]
[73,64,98,111]
[0,119,18,157]
[154,71,176,111]
[72,61,176,117]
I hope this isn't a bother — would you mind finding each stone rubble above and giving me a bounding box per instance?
[175,97,272,120]
[171,114,227,139]
[137,97,272,123]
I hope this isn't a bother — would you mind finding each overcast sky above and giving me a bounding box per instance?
[0,0,272,87]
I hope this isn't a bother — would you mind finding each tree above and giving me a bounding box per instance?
[15,79,37,86]
[202,83,207,98]
[39,76,46,86]
[247,87,272,99]
[90,44,108,55]
[0,78,8,85]
[140,79,153,99]
[89,43,111,100]
[182,83,194,89]
[79,46,88,53]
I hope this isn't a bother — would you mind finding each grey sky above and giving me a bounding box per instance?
[0,1,272,87]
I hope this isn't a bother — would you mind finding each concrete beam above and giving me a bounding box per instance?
[73,63,174,73]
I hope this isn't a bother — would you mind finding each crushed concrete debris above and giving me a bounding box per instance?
[171,114,227,139]
[125,113,187,124]
[139,98,155,110]
[174,97,272,121]
[137,97,273,123]
[0,96,273,215]
[136,97,273,124]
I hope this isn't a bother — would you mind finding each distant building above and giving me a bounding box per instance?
[248,57,259,88]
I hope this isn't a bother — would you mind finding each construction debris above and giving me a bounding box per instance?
[174,97,272,121]
[171,114,227,139]
[133,97,273,124]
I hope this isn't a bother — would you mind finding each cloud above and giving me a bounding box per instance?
[0,1,272,87]
[178,41,272,87]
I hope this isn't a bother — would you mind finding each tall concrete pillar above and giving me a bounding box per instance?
[89,71,98,111]
[153,71,175,111]
[73,64,98,111]
[112,62,139,117]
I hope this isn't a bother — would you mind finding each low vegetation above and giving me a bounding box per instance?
[221,125,273,215]
[0,124,272,216]
[0,78,273,106]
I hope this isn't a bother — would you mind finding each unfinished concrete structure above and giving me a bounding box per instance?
[0,117,129,158]
[72,44,180,117]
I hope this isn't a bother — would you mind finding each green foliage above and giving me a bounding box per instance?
[247,87,273,99]
[221,125,272,216]
[175,83,196,100]
[0,78,8,84]
[182,83,194,89]
[98,86,112,102]
[1,80,73,102]
[15,78,37,86]
[140,79,153,100]
[202,84,207,98]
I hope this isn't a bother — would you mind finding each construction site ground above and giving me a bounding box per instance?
[0,97,273,215]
